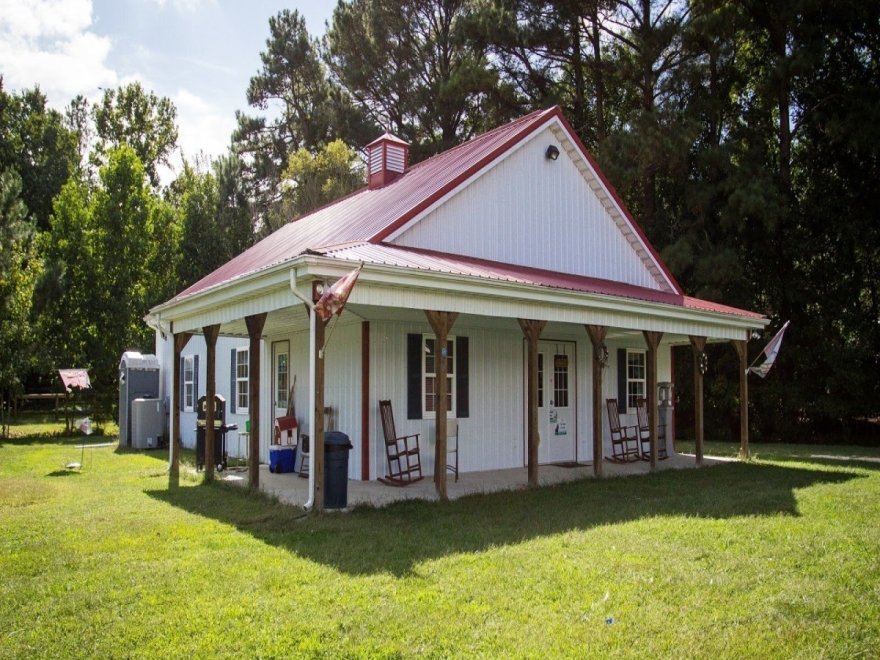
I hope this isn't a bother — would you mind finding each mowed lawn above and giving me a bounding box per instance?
[1,425,879,658]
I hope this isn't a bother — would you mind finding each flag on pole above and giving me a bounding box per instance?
[748,320,790,378]
[314,264,363,322]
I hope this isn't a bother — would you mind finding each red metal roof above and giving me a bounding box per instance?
[315,242,764,320]
[172,106,681,303]
[173,108,554,300]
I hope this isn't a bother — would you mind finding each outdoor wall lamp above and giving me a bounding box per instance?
[545,145,560,160]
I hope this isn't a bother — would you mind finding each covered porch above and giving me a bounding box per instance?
[152,250,765,511]
[221,451,736,509]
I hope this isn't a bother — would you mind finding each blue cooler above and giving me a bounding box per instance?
[269,446,296,473]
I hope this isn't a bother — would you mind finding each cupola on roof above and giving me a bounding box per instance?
[366,132,409,189]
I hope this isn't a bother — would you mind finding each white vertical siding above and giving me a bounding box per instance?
[391,126,660,291]
[155,321,676,478]
[156,331,256,459]
[282,320,364,480]
[369,321,529,479]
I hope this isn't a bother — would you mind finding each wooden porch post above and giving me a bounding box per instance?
[643,331,663,471]
[518,319,546,487]
[313,310,326,512]
[585,325,608,478]
[426,310,459,501]
[733,339,749,459]
[203,324,220,481]
[245,313,267,489]
[361,321,370,481]
[689,336,707,466]
[170,331,191,488]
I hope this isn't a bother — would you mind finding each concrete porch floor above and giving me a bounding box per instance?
[221,451,735,510]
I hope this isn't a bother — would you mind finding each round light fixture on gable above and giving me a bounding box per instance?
[545,145,560,161]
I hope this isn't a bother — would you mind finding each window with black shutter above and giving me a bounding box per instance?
[407,333,469,419]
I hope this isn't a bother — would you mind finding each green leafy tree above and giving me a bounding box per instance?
[170,153,256,289]
[467,0,620,146]
[0,170,40,425]
[172,162,221,288]
[214,152,256,260]
[326,0,511,159]
[233,10,338,220]
[64,94,95,182]
[34,176,95,380]
[39,146,178,417]
[0,81,79,231]
[267,139,363,233]
[93,82,179,188]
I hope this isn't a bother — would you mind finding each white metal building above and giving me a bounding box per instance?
[147,106,766,500]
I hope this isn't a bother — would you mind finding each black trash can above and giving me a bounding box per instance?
[324,431,353,509]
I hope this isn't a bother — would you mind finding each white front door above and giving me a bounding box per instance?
[537,341,576,464]
[272,341,290,421]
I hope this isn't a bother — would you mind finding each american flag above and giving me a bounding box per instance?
[749,320,790,378]
[314,264,363,322]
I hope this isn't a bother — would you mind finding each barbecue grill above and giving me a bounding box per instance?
[195,394,237,471]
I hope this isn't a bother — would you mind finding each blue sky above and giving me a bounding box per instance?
[0,0,334,177]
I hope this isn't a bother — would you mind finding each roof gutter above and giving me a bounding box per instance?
[294,255,768,332]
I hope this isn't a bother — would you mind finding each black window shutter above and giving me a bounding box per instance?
[193,355,200,404]
[407,333,422,419]
[456,336,469,418]
[179,356,185,411]
[229,349,236,413]
[617,348,627,411]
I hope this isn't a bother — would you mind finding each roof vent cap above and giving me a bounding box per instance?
[366,132,409,189]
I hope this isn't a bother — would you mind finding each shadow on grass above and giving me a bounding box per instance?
[146,461,860,577]
[0,433,116,447]
[46,469,83,477]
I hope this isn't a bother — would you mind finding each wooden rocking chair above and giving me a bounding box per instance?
[635,398,668,460]
[606,399,640,463]
[378,400,423,486]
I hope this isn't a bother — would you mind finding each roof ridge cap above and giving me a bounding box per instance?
[405,106,556,173]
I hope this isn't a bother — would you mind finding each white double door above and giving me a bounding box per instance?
[534,340,577,464]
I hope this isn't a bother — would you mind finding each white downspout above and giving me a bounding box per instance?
[290,269,316,510]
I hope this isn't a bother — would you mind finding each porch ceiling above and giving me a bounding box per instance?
[205,302,737,349]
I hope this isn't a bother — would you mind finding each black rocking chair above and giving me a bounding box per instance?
[378,400,424,486]
[606,398,640,463]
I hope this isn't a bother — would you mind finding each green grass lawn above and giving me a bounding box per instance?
[2,427,879,658]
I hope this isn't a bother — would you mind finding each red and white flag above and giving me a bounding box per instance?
[314,264,363,322]
[749,320,790,378]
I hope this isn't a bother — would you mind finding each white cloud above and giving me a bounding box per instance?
[0,0,116,104]
[144,0,217,12]
[173,88,235,161]
[0,0,234,187]
[0,0,93,40]
[155,88,235,184]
